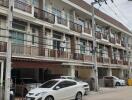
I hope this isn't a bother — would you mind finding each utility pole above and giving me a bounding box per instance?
[4,0,13,100]
[91,0,113,91]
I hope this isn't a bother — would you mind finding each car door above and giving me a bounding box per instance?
[53,80,77,100]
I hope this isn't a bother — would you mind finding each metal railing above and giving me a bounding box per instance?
[73,53,93,62]
[109,37,115,44]
[57,16,67,26]
[12,43,72,60]
[14,0,31,13]
[116,39,121,44]
[84,27,91,34]
[70,21,82,33]
[95,32,102,39]
[111,59,118,64]
[102,33,108,40]
[34,7,55,24]
[0,0,9,7]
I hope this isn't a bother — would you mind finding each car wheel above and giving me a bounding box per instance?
[45,96,54,100]
[75,92,82,100]
[116,82,121,86]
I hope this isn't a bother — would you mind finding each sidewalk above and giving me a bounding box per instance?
[88,86,129,96]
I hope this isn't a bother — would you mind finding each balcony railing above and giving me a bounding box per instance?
[111,59,118,64]
[57,16,67,26]
[0,41,7,52]
[14,0,31,13]
[109,37,115,44]
[103,57,110,64]
[0,0,9,7]
[34,7,55,24]
[95,32,102,39]
[116,39,121,44]
[70,21,82,33]
[74,53,93,62]
[84,27,91,34]
[97,57,103,63]
[121,41,125,47]
[123,61,128,65]
[102,33,108,40]
[12,43,72,59]
[117,60,123,65]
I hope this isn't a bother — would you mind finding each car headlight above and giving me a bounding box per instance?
[35,92,47,96]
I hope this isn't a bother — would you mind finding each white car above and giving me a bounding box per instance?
[60,76,90,95]
[26,79,85,100]
[104,76,126,86]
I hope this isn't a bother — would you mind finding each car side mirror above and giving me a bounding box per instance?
[54,86,60,90]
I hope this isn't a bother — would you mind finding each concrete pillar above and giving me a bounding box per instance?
[90,68,95,78]
[0,60,4,86]
[68,65,75,77]
[119,69,124,79]
[107,68,112,76]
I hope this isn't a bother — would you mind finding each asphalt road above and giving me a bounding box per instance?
[83,86,132,100]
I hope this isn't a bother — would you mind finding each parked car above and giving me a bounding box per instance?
[13,78,41,97]
[60,76,90,95]
[26,79,85,100]
[103,76,126,86]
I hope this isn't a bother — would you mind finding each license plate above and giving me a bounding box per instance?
[26,98,31,100]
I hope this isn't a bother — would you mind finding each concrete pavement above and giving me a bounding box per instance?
[83,86,132,100]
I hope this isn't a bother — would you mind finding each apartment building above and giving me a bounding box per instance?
[0,0,132,85]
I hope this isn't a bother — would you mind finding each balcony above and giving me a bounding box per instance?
[70,21,82,33]
[14,0,32,13]
[0,0,8,7]
[97,57,103,63]
[117,60,123,65]
[12,43,72,60]
[57,16,67,26]
[34,7,55,24]
[116,39,121,44]
[111,59,118,64]
[74,53,93,62]
[103,57,110,64]
[109,37,115,44]
[121,41,125,47]
[95,32,102,39]
[102,33,108,40]
[97,57,110,64]
[84,27,91,34]
[0,41,7,52]
[123,61,128,65]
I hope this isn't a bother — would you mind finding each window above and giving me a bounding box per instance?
[96,25,102,32]
[40,80,58,88]
[56,81,76,89]
[12,22,26,31]
[11,31,24,44]
[53,32,62,50]
[80,40,86,54]
[52,7,61,17]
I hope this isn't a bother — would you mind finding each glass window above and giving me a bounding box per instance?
[52,7,61,17]
[56,81,76,89]
[12,22,26,31]
[40,80,58,88]
[53,33,61,50]
[80,40,86,54]
[11,31,24,44]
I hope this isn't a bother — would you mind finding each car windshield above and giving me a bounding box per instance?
[40,80,58,88]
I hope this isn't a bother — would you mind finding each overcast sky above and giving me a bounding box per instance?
[84,0,132,30]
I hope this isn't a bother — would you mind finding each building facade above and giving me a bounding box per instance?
[0,0,132,85]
